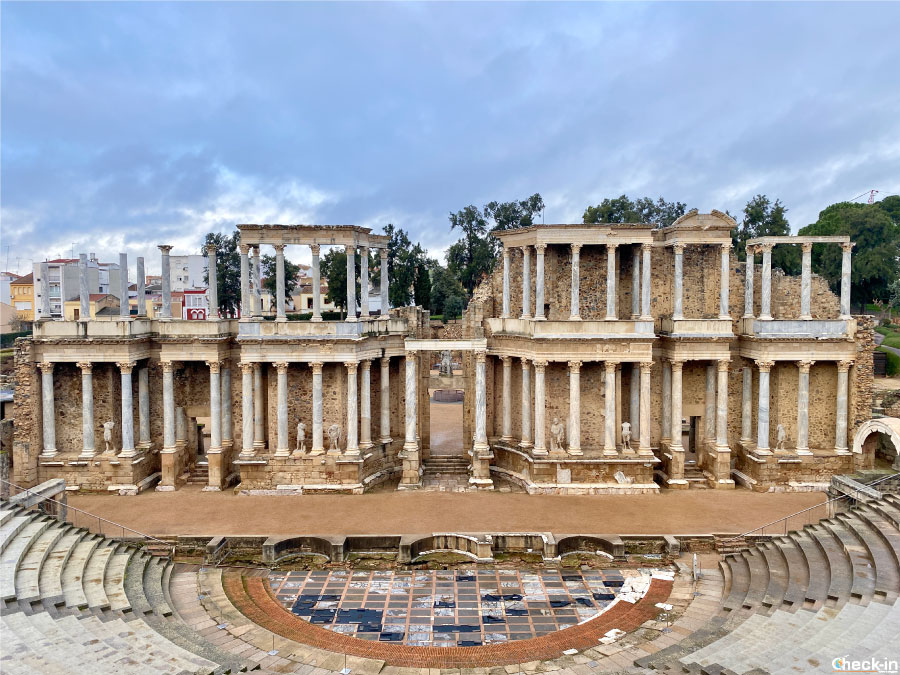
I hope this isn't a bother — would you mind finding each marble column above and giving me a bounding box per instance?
[311,244,323,321]
[221,364,232,447]
[239,244,251,319]
[253,363,265,450]
[274,244,287,322]
[274,362,289,456]
[118,361,136,457]
[38,363,56,456]
[719,243,731,319]
[840,242,853,318]
[162,361,177,452]
[800,242,812,319]
[631,247,641,318]
[570,244,581,320]
[380,248,389,316]
[345,245,357,321]
[78,362,94,456]
[380,357,391,443]
[741,365,752,442]
[207,361,223,454]
[796,360,814,454]
[672,243,685,320]
[639,361,652,454]
[240,363,254,456]
[521,246,532,319]
[629,363,640,441]
[535,244,546,320]
[79,253,90,321]
[360,360,372,450]
[705,364,716,441]
[138,366,150,449]
[670,360,684,450]
[39,262,52,320]
[473,351,488,454]
[533,360,547,455]
[759,244,773,320]
[119,253,130,318]
[520,359,532,449]
[136,257,146,317]
[716,359,729,449]
[251,246,262,318]
[835,360,852,453]
[567,360,582,455]
[345,361,359,455]
[159,245,173,319]
[311,362,324,454]
[606,243,618,320]
[604,361,617,454]
[641,243,652,320]
[743,245,755,318]
[662,360,672,442]
[756,360,773,453]
[500,356,512,441]
[360,246,370,317]
[404,351,418,453]
[206,245,218,321]
[501,247,510,318]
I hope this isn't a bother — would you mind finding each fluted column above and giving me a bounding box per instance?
[239,244,251,319]
[311,362,324,454]
[670,359,684,450]
[379,248,389,316]
[307,244,322,321]
[77,362,94,457]
[159,246,173,319]
[501,248,510,318]
[631,247,641,318]
[570,244,581,320]
[520,359,532,449]
[253,363,265,450]
[606,243,618,320]
[162,361,177,452]
[79,253,90,321]
[473,351,488,454]
[118,361,136,457]
[274,362,289,456]
[533,360,547,455]
[800,242,812,319]
[138,366,150,449]
[535,244,546,320]
[744,245,755,318]
[239,363,254,457]
[639,361,652,454]
[360,246,370,317]
[380,357,391,443]
[345,245,357,321]
[741,365,752,442]
[119,253,130,318]
[136,257,146,317]
[796,360,814,454]
[604,361,617,454]
[640,243,652,320]
[251,246,262,318]
[756,360,773,453]
[662,360,672,442]
[835,360,852,453]
[568,360,582,455]
[500,356,512,441]
[759,243,773,320]
[715,359,729,449]
[521,246,532,318]
[840,242,853,318]
[274,244,287,322]
[345,361,359,455]
[38,363,56,456]
[221,365,232,447]
[719,243,731,319]
[360,360,372,450]
[705,364,716,441]
[206,245,218,320]
[206,361,222,454]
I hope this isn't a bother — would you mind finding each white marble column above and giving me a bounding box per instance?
[207,360,223,454]
[404,351,418,453]
[719,243,731,319]
[138,366,150,449]
[639,361,652,454]
[670,359,684,450]
[741,365,752,442]
[360,246,370,317]
[568,360,582,455]
[716,359,729,450]
[672,243,685,320]
[800,242,812,320]
[222,364,232,447]
[533,360,547,455]
[360,360,372,450]
[521,246,532,319]
[239,363,254,456]
[38,262,52,320]
[535,244,546,320]
[629,363,640,441]
[380,248,389,316]
[38,363,57,456]
[500,356,512,441]
[759,244,773,320]
[501,247,511,318]
[705,364,716,441]
[756,360,773,453]
[239,244,250,319]
[604,361,617,454]
[79,253,90,321]
[840,242,853,318]
[274,244,287,322]
[119,253,130,318]
[311,362,324,454]
[159,245,173,319]
[162,361,177,453]
[835,360,852,453]
[473,351,488,454]
[662,360,672,442]
[520,359,532,449]
[743,245,755,318]
[251,246,262,318]
[309,244,322,321]
[119,361,136,457]
[631,247,641,318]
[136,257,146,317]
[380,357,391,443]
[570,244,581,320]
[274,362,289,456]
[345,245,357,321]
[796,360,814,454]
[253,363,265,450]
[344,361,359,455]
[641,243,652,320]
[78,362,94,457]
[205,245,218,321]
[606,243,618,320]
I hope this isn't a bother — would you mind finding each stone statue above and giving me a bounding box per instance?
[295,421,307,454]
[327,424,342,452]
[549,417,565,452]
[439,350,453,376]
[621,422,632,451]
[102,421,115,453]
[613,470,634,485]
[776,424,787,450]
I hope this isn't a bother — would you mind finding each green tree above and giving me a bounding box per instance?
[260,254,302,308]
[444,295,464,320]
[321,248,360,318]
[447,205,493,294]
[730,194,799,274]
[483,193,545,257]
[430,265,467,317]
[383,224,433,308]
[583,195,688,227]
[202,231,241,317]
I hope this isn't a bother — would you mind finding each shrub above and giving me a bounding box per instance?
[879,347,900,377]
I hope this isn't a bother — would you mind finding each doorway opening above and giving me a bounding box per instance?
[424,351,468,490]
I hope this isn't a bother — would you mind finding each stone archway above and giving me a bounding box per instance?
[852,417,900,470]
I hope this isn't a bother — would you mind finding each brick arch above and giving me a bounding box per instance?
[852,418,900,467]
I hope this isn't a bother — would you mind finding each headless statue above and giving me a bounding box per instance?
[295,421,307,454]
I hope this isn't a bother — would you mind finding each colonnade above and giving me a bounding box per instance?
[670,242,732,320]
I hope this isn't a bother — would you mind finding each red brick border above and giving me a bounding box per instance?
[223,571,673,667]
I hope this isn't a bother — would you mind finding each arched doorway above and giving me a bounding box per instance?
[852,418,900,470]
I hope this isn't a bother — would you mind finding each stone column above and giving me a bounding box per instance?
[604,361,617,455]
[629,363,640,441]
[251,246,262,318]
[567,360,582,455]
[606,243,618,320]
[662,360,672,442]
[715,359,729,450]
[206,244,218,320]
[240,363,254,457]
[311,362,324,454]
[759,244,773,320]
[253,363,265,450]
[274,244,287,322]
[311,244,323,321]
[159,245,173,319]
[641,243,652,320]
[207,361,222,453]
[800,242,812,319]
[473,351,488,453]
[78,362,95,457]
[162,361,177,452]
[138,366,150,449]
[744,246,755,318]
[741,366,752,442]
[705,364,716,441]
[520,359,532,449]
[840,242,853,318]
[239,244,251,319]
[796,360,814,454]
[631,247,641,318]
[136,257,146,317]
[639,361,652,454]
[274,362,289,456]
[119,253,130,318]
[360,246,370,317]
[535,244,546,320]
[500,356,512,441]
[345,361,359,455]
[719,243,731,319]
[39,262,52,320]
[672,243,685,320]
[835,360,852,453]
[756,360,773,453]
[221,365,233,447]
[79,253,90,321]
[521,246,532,318]
[533,360,547,455]
[501,247,511,318]
[380,357,391,443]
[379,248,389,316]
[345,245,357,321]
[360,360,372,450]
[38,363,57,457]
[118,361,136,457]
[570,244,581,320]
[400,351,420,488]
[670,360,684,450]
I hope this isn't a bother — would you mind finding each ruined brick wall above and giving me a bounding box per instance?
[12,339,40,486]
[851,315,876,437]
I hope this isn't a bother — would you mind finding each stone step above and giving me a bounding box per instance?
[787,531,827,610]
[772,535,809,610]
[0,513,32,553]
[757,541,788,613]
[61,536,102,609]
[805,523,853,608]
[81,542,116,610]
[838,511,900,603]
[1,518,53,602]
[15,522,68,605]
[38,528,87,609]
[103,545,137,612]
[821,519,876,604]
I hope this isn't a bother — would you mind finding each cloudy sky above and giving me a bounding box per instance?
[2,1,899,276]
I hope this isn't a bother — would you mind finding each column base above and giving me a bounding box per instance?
[604,316,617,321]
[344,448,361,457]
[759,314,773,320]
[380,437,393,445]
[359,441,374,451]
[799,314,812,320]
[569,315,582,321]
[638,447,655,456]
[345,316,358,323]
[311,316,323,322]
[500,435,513,443]
[567,447,583,456]
[639,314,652,321]
[718,314,731,320]
[118,449,138,459]
[274,449,291,458]
[78,451,97,460]
[237,450,256,460]
[253,441,266,450]
[532,447,548,457]
[835,448,851,455]
[520,314,532,320]
[39,450,58,459]
[518,441,533,450]
[603,448,618,457]
[795,448,813,456]
[275,316,288,323]
[309,447,325,456]
[326,449,342,456]
[534,315,546,321]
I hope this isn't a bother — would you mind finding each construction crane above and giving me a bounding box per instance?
[867,189,879,204]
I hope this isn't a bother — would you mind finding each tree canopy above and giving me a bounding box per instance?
[582,195,687,227]
[730,194,799,274]
[320,248,360,317]
[202,231,241,317]
[382,224,434,309]
[260,253,303,308]
[429,265,467,318]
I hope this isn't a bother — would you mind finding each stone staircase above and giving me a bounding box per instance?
[186,462,210,486]
[421,455,471,489]
[683,462,709,489]
[636,494,900,674]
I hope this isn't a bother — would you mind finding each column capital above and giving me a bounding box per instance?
[239,243,251,255]
[502,247,510,259]
[499,355,511,365]
[360,244,369,254]
[360,359,371,372]
[117,360,136,374]
[641,242,652,253]
[669,357,686,371]
[274,361,289,374]
[717,358,731,372]
[721,242,732,252]
[206,360,222,374]
[798,359,815,373]
[568,360,582,373]
[474,350,487,364]
[344,360,359,372]
[840,242,854,254]
[76,362,92,374]
[571,243,582,255]
[344,244,355,254]
[405,349,417,360]
[604,360,616,374]
[379,247,388,259]
[672,242,685,254]
[745,244,755,256]
[273,243,286,254]
[251,244,260,255]
[239,362,255,376]
[380,356,390,367]
[310,361,323,375]
[606,242,618,252]
[311,243,321,256]
[520,244,531,256]
[158,244,173,254]
[757,243,774,254]
[639,360,653,374]
[837,359,854,372]
[800,242,813,254]
[521,357,531,369]
[161,361,177,373]
[533,359,548,371]
[755,359,775,373]
[535,243,547,254]
[206,244,217,256]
